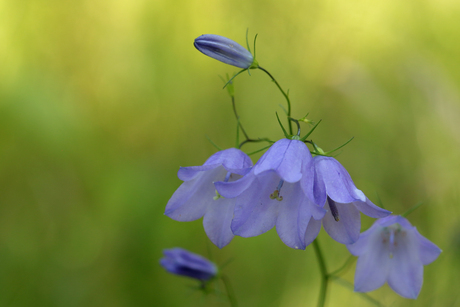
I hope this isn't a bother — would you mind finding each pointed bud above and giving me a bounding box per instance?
[194,34,256,69]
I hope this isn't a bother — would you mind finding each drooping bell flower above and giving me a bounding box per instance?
[160,248,218,281]
[301,155,391,244]
[215,139,326,250]
[165,148,252,248]
[194,34,257,69]
[347,215,441,299]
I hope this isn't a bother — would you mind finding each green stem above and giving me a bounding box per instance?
[238,138,272,149]
[312,239,328,307]
[289,117,301,136]
[231,96,251,141]
[220,274,238,307]
[257,66,293,135]
[229,90,271,149]
[328,255,355,277]
[246,143,273,156]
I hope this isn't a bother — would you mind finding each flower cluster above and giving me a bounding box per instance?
[162,34,442,303]
[165,138,390,249]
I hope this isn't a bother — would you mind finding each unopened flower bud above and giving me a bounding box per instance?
[194,34,256,69]
[160,248,218,281]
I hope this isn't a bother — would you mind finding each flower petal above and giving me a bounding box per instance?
[207,148,253,174]
[311,202,327,220]
[415,229,442,265]
[346,222,381,256]
[203,197,236,249]
[315,156,365,203]
[178,148,252,181]
[178,164,220,181]
[322,199,361,244]
[353,230,391,292]
[387,231,423,299]
[215,171,256,198]
[301,159,327,207]
[304,218,322,246]
[165,167,226,221]
[352,198,391,218]
[376,215,401,227]
[230,173,279,237]
[254,139,310,183]
[275,182,312,249]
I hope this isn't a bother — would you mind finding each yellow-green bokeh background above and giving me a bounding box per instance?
[1,0,459,306]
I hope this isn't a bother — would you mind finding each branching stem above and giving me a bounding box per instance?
[313,239,328,307]
[258,66,293,135]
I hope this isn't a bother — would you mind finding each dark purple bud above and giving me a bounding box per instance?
[160,248,218,281]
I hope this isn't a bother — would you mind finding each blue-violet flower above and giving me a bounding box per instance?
[347,215,441,299]
[160,248,218,281]
[301,156,391,244]
[194,34,256,69]
[215,139,326,250]
[165,148,252,248]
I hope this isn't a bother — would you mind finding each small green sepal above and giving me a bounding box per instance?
[275,112,289,138]
[300,119,322,141]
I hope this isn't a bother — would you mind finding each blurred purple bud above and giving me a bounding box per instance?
[160,248,218,281]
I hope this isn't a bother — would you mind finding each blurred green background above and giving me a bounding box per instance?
[1,0,459,306]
